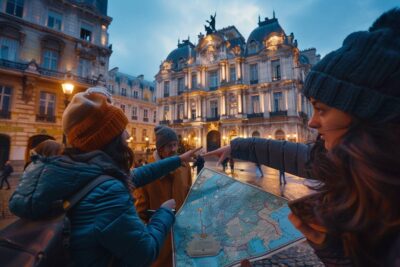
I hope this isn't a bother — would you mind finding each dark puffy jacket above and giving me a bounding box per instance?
[9,151,182,267]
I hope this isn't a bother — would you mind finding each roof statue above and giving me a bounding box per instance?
[205,12,216,35]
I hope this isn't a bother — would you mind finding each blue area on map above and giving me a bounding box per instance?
[173,168,304,267]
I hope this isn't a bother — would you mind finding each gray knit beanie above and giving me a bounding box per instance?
[303,8,400,121]
[154,125,178,149]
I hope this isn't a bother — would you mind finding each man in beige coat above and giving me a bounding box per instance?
[133,126,192,267]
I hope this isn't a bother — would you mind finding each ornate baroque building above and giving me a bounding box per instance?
[155,14,319,151]
[0,0,112,168]
[107,68,157,157]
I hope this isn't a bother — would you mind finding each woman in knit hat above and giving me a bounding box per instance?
[9,86,201,266]
[204,8,400,266]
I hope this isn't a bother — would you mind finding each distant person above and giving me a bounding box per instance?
[24,140,64,169]
[192,155,205,175]
[133,125,193,267]
[255,163,264,178]
[0,160,13,190]
[203,9,400,265]
[279,168,286,185]
[229,157,235,174]
[221,157,229,172]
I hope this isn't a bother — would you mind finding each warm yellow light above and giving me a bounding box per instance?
[223,136,227,140]
[268,135,272,139]
[183,137,188,141]
[62,83,74,95]
[145,137,149,141]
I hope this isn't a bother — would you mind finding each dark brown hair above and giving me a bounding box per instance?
[309,118,400,264]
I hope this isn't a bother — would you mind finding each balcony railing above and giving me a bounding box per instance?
[209,86,218,91]
[159,120,170,125]
[38,68,65,79]
[206,116,220,122]
[0,110,11,119]
[131,116,138,120]
[72,75,97,86]
[0,59,28,71]
[36,114,56,123]
[173,119,183,124]
[163,93,170,97]
[247,112,264,119]
[177,90,185,95]
[270,110,288,117]
[143,118,149,122]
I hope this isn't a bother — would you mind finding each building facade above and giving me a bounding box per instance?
[0,0,112,168]
[107,68,157,159]
[155,14,319,151]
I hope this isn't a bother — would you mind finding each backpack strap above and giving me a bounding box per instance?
[63,175,114,211]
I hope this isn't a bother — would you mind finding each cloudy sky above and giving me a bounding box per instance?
[108,0,398,80]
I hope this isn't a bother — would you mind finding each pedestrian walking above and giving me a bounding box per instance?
[192,155,205,175]
[221,157,229,172]
[0,161,13,190]
[279,168,286,185]
[229,157,235,174]
[9,87,201,267]
[255,163,264,178]
[204,8,400,266]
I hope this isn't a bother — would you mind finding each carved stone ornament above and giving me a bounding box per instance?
[22,76,36,103]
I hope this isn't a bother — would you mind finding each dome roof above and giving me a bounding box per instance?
[246,17,285,54]
[166,40,195,70]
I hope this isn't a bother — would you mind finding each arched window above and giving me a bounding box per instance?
[252,131,260,137]
[247,40,258,54]
[275,129,285,140]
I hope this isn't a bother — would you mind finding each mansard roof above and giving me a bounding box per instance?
[165,39,195,70]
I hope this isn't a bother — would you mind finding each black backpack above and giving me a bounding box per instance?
[0,175,113,267]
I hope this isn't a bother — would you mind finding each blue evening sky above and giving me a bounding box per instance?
[108,0,398,81]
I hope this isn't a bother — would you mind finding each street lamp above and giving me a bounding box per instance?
[61,82,74,145]
[145,136,149,161]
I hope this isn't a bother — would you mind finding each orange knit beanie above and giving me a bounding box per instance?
[62,87,128,152]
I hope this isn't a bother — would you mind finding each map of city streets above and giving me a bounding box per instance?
[172,168,304,267]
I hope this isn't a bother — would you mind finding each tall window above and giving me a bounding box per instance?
[143,109,148,122]
[177,77,184,94]
[133,91,138,99]
[164,81,170,97]
[0,86,12,118]
[142,129,147,141]
[131,106,137,120]
[191,73,197,88]
[229,93,237,115]
[121,88,127,96]
[80,23,92,42]
[271,59,281,81]
[208,70,218,89]
[78,58,91,77]
[131,127,136,141]
[177,103,184,120]
[0,37,19,61]
[120,104,125,113]
[42,49,58,70]
[163,106,169,120]
[38,92,55,121]
[153,110,157,123]
[47,10,62,31]
[6,0,24,17]
[229,65,236,82]
[251,95,260,113]
[250,64,258,84]
[210,100,218,118]
[191,108,196,120]
[273,92,283,112]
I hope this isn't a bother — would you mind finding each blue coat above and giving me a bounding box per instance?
[9,151,182,267]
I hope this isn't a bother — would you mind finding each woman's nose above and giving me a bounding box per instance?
[308,114,319,129]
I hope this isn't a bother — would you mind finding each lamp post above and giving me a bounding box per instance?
[145,136,149,161]
[61,82,74,146]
